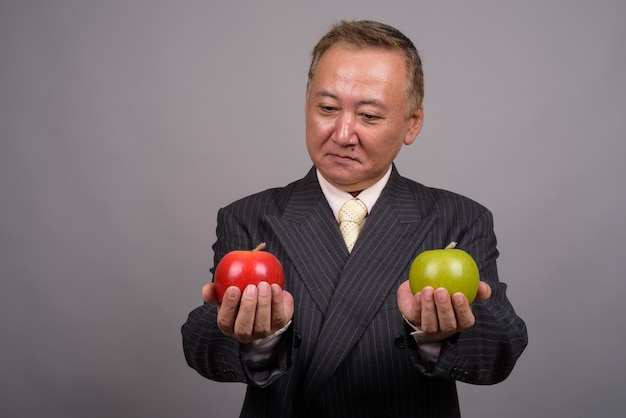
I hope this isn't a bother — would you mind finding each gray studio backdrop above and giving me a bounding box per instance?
[1,1,625,417]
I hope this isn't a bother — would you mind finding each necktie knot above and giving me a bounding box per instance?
[339,199,368,252]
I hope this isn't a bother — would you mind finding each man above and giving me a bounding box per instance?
[182,20,527,417]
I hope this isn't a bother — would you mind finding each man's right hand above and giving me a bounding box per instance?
[202,281,294,344]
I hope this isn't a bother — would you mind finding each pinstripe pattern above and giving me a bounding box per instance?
[182,165,528,417]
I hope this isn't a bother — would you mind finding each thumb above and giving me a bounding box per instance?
[475,281,492,302]
[202,283,220,304]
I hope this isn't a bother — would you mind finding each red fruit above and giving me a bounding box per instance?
[213,243,284,302]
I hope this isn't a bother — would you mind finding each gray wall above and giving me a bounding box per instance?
[1,1,624,417]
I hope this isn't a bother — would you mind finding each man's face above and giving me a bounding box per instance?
[305,45,423,193]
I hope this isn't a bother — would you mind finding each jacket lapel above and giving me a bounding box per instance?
[300,167,438,403]
[266,168,348,314]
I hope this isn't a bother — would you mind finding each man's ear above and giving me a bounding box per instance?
[404,106,424,145]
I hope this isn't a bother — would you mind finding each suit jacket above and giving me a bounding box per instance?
[182,165,528,418]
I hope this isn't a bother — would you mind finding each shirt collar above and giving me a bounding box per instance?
[316,166,392,221]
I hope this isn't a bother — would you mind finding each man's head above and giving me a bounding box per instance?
[307,20,424,118]
[305,20,425,193]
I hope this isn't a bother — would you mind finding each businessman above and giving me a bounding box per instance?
[182,20,528,417]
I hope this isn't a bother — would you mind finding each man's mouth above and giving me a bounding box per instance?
[329,153,359,162]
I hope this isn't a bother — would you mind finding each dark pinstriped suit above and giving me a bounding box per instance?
[182,165,528,417]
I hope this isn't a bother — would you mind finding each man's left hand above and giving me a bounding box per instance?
[397,280,492,340]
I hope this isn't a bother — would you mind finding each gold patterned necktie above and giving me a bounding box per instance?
[339,198,368,253]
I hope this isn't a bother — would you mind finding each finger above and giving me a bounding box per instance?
[269,284,287,330]
[202,283,220,304]
[397,281,421,326]
[270,285,295,331]
[452,292,476,330]
[420,287,438,333]
[475,281,492,302]
[253,282,272,336]
[216,286,241,336]
[234,284,258,342]
[281,289,294,324]
[434,288,457,335]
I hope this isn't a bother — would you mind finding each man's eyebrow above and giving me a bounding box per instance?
[359,99,386,109]
[315,90,387,109]
[315,90,338,100]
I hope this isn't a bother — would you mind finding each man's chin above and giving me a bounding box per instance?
[318,169,364,191]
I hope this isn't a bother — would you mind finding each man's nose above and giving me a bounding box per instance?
[333,113,357,145]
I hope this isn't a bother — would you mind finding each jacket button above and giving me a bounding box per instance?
[394,334,406,349]
[294,332,302,348]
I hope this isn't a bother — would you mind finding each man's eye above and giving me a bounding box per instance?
[320,106,336,112]
[361,113,380,121]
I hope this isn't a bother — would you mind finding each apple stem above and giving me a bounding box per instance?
[445,242,457,249]
[253,242,267,252]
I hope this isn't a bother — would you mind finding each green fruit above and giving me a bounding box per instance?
[408,247,480,303]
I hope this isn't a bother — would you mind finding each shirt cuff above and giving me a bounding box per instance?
[241,320,292,369]
[402,315,444,363]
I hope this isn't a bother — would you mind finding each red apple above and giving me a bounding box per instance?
[213,243,284,302]
[408,242,480,303]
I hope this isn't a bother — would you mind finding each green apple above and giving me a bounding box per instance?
[408,243,480,303]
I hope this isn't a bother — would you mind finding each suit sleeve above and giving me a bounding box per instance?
[181,204,295,387]
[420,208,528,384]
